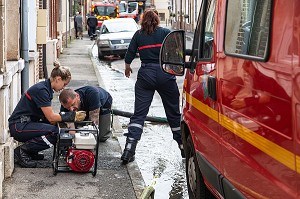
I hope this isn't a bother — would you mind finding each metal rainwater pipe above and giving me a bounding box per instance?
[66,0,68,47]
[21,0,29,93]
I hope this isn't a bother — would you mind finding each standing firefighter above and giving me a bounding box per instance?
[121,9,184,164]
[87,12,98,39]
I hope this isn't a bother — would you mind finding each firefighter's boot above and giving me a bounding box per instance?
[121,137,138,164]
[28,152,44,160]
[179,144,185,158]
[14,145,37,168]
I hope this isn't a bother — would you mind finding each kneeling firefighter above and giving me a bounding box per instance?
[59,86,113,142]
[8,61,86,168]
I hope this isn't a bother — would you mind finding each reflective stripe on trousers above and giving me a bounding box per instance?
[124,63,182,144]
[9,122,59,153]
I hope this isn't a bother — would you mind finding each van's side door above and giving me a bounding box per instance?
[185,0,223,192]
[219,0,296,198]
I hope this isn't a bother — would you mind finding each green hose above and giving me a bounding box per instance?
[140,185,155,199]
[111,109,168,123]
[140,177,157,199]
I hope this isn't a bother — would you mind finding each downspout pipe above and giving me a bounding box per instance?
[66,0,68,48]
[21,0,29,93]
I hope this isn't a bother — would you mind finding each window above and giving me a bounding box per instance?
[225,0,271,59]
[191,0,215,62]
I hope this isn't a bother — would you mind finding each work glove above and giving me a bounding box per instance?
[75,111,86,121]
[59,111,86,122]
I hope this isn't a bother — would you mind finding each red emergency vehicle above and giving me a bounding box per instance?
[92,2,120,28]
[119,1,145,23]
[160,0,300,198]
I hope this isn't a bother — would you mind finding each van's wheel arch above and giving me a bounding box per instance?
[186,136,215,199]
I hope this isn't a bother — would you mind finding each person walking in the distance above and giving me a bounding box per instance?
[9,61,86,168]
[59,86,113,142]
[87,12,98,40]
[121,9,184,164]
[75,12,83,39]
[74,12,78,39]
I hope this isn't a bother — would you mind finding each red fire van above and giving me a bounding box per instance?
[160,0,300,198]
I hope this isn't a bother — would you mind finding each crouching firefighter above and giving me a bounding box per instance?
[59,86,113,142]
[8,62,86,168]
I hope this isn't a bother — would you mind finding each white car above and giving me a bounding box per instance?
[96,18,139,59]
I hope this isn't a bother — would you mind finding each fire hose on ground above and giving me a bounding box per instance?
[111,109,168,124]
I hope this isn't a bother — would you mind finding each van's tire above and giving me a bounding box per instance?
[98,47,104,60]
[186,136,215,199]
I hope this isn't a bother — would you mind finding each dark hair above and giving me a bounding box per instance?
[50,60,71,81]
[141,8,160,34]
[59,88,77,104]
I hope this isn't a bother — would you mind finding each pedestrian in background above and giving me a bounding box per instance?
[59,86,113,142]
[87,12,98,40]
[74,12,78,39]
[121,8,184,164]
[9,61,86,168]
[75,12,83,39]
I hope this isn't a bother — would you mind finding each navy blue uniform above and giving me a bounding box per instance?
[60,86,112,116]
[60,86,113,142]
[8,79,58,153]
[124,27,182,145]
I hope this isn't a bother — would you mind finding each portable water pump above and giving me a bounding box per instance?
[52,121,100,176]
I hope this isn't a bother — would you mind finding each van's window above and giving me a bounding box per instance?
[119,3,126,13]
[224,0,271,59]
[191,0,215,64]
[95,6,117,17]
[203,0,215,59]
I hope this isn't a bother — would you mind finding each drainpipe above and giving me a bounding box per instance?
[66,0,68,47]
[69,0,72,41]
[43,0,47,78]
[21,0,29,93]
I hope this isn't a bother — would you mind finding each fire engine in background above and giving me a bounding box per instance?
[91,2,120,28]
[160,0,300,198]
[119,0,145,23]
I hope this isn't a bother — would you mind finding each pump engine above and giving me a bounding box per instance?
[53,121,99,176]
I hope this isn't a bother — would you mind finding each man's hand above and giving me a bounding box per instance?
[60,111,86,122]
[125,63,132,78]
[75,111,86,121]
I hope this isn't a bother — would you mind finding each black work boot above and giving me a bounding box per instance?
[121,137,138,164]
[14,145,37,168]
[179,144,185,158]
[28,152,44,160]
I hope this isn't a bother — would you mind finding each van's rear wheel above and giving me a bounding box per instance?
[186,136,215,199]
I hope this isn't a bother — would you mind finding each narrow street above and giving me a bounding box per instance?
[91,47,189,199]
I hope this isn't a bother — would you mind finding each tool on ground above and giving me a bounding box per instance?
[52,121,100,176]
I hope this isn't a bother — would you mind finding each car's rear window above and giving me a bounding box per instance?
[105,20,138,33]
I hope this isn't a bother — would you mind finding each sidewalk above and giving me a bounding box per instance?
[3,33,145,199]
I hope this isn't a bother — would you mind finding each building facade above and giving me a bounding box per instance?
[0,0,80,196]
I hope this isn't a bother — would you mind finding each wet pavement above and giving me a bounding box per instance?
[3,35,141,199]
[91,47,189,199]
